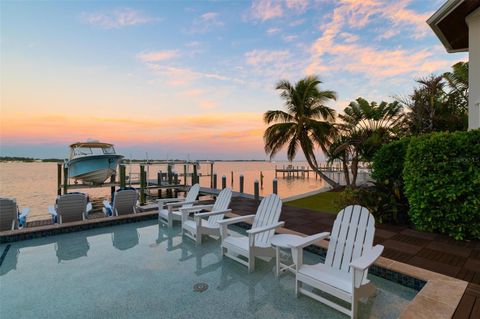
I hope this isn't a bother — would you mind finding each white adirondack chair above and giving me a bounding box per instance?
[291,205,384,319]
[158,184,200,228]
[180,188,232,245]
[218,194,284,273]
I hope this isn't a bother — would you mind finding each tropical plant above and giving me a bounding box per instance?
[443,61,468,110]
[399,63,469,134]
[263,75,339,188]
[329,98,404,186]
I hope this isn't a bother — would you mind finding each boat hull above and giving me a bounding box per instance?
[67,155,123,184]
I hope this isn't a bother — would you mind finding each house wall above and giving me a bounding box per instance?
[467,8,480,130]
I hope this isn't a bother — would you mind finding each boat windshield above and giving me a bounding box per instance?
[102,146,115,154]
[74,147,93,156]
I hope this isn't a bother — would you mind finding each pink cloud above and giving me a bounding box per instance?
[250,0,283,21]
[286,0,309,13]
[81,8,157,29]
[137,50,179,62]
[245,49,291,66]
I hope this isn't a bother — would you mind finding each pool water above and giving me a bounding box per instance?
[0,220,416,319]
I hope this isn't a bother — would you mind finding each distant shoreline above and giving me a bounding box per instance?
[0,156,296,163]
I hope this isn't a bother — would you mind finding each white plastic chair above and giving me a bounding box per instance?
[218,194,284,273]
[291,205,384,319]
[180,188,232,245]
[158,184,200,228]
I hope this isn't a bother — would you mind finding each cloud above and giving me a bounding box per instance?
[285,0,309,13]
[1,112,265,151]
[283,35,298,42]
[198,100,218,110]
[144,62,244,86]
[266,27,281,35]
[245,49,291,66]
[136,50,179,62]
[249,0,283,21]
[305,0,449,78]
[80,8,157,29]
[190,11,224,33]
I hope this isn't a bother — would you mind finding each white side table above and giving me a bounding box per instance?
[271,234,303,277]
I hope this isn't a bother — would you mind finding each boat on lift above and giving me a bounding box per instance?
[66,140,123,184]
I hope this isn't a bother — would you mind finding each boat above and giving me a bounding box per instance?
[66,140,124,184]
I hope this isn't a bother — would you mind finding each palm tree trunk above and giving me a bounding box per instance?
[342,156,350,186]
[351,156,359,187]
[304,155,340,188]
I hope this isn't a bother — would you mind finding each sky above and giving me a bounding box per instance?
[0,0,467,160]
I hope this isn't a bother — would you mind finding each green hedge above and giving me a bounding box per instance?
[372,138,410,185]
[371,138,411,223]
[403,130,480,240]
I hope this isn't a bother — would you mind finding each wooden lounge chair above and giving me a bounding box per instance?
[218,194,284,273]
[180,188,232,245]
[158,184,200,228]
[0,198,29,231]
[103,189,138,216]
[291,205,384,319]
[48,193,88,224]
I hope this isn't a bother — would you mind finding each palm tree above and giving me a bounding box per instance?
[333,97,404,186]
[263,75,339,188]
[443,61,468,108]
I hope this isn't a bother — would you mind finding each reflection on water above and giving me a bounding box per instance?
[112,227,140,251]
[55,235,90,263]
[0,161,327,219]
[0,246,19,275]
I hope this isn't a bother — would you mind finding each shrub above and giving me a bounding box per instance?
[372,138,411,184]
[371,138,411,223]
[403,130,480,240]
[334,183,404,224]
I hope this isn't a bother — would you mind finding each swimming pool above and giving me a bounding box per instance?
[0,220,417,318]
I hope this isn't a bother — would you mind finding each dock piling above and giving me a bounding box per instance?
[183,165,187,186]
[213,173,217,189]
[140,165,146,205]
[231,171,234,186]
[221,175,226,189]
[239,175,244,193]
[210,162,214,188]
[110,174,116,200]
[260,171,264,189]
[57,163,62,195]
[119,165,126,189]
[273,178,278,195]
[254,179,259,200]
[192,164,198,185]
[63,164,68,195]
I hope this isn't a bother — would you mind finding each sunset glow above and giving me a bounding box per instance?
[0,0,467,159]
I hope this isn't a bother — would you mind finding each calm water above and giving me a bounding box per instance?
[0,161,335,220]
[0,220,416,318]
